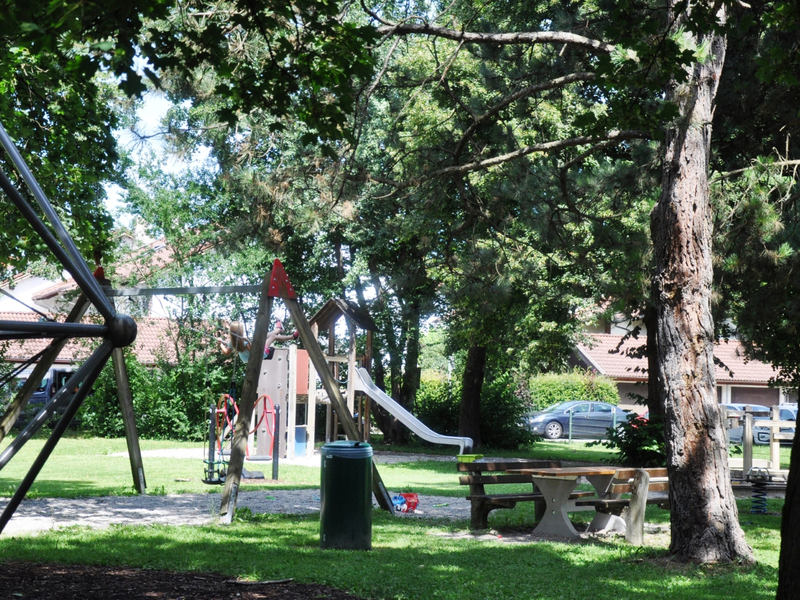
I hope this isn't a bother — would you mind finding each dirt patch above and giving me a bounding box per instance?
[0,561,367,600]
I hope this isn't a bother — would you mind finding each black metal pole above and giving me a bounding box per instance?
[0,320,107,339]
[0,122,116,321]
[0,341,113,534]
[0,344,112,471]
[0,167,103,305]
[272,405,281,481]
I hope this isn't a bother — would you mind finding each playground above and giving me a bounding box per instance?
[0,105,788,598]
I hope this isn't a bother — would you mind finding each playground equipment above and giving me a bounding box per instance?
[203,393,272,485]
[0,121,143,534]
[0,119,466,528]
[354,368,473,454]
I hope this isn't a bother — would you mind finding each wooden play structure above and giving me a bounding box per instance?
[246,297,378,462]
[218,260,395,520]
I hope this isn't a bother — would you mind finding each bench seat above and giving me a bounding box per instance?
[574,467,670,545]
[458,459,571,529]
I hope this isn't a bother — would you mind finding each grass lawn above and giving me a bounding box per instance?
[0,505,782,600]
[0,435,786,599]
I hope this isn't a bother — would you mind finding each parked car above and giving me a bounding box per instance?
[29,368,76,408]
[527,401,632,440]
[12,368,77,428]
[721,403,770,445]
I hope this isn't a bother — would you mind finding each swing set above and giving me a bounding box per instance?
[0,118,396,531]
[202,392,275,485]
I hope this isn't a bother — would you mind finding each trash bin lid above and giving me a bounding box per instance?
[322,440,373,459]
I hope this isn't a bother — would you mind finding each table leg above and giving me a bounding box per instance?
[585,473,625,532]
[532,477,580,537]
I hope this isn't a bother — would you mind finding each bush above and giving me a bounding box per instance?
[478,373,535,449]
[414,373,534,450]
[80,341,232,441]
[527,370,620,410]
[415,378,460,437]
[593,414,666,467]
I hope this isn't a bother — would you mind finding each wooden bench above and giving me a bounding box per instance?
[457,460,595,529]
[574,467,670,545]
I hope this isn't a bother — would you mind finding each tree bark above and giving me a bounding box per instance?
[458,345,485,449]
[644,304,662,422]
[650,3,753,564]
[778,403,800,597]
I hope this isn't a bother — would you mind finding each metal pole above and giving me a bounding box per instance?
[0,341,113,533]
[272,405,281,481]
[0,320,107,339]
[569,410,573,443]
[0,122,115,320]
[0,295,91,442]
[0,345,113,471]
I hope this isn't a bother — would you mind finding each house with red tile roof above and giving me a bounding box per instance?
[571,332,796,413]
[0,311,179,370]
[1,237,191,374]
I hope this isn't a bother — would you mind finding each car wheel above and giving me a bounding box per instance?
[544,421,563,440]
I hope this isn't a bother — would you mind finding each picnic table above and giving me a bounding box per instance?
[507,466,619,538]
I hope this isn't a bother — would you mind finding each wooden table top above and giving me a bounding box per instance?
[507,466,619,477]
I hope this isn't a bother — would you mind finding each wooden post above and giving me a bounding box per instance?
[287,344,297,459]
[306,323,319,457]
[347,319,356,418]
[770,405,781,469]
[328,324,339,440]
[285,297,393,511]
[743,411,754,475]
[219,275,273,522]
[625,469,650,546]
[112,347,146,494]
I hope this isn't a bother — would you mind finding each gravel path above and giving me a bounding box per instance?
[0,451,471,536]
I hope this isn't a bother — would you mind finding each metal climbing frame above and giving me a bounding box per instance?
[0,120,140,533]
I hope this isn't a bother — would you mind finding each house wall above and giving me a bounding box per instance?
[618,381,785,411]
[0,276,53,312]
[616,382,648,414]
[730,386,780,407]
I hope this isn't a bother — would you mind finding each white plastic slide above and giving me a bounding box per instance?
[354,367,473,454]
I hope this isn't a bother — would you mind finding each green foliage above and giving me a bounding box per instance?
[81,341,230,441]
[414,379,460,437]
[593,415,667,467]
[527,370,620,411]
[414,372,534,450]
[478,373,535,450]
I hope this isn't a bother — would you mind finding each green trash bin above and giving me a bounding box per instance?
[320,440,373,550]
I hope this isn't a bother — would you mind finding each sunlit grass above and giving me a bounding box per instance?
[0,509,780,600]
[0,435,785,599]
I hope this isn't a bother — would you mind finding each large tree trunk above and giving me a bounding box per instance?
[778,399,800,597]
[458,345,485,449]
[650,3,753,564]
[644,304,662,422]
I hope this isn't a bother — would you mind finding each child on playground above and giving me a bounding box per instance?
[219,320,298,363]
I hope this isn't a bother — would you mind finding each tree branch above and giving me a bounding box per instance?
[363,130,649,189]
[454,72,597,158]
[376,23,614,54]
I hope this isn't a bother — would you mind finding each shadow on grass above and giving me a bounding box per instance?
[0,511,778,600]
